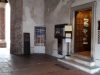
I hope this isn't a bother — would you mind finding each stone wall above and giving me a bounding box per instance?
[0,8,5,40]
[9,0,23,54]
[9,0,45,54]
[0,3,6,48]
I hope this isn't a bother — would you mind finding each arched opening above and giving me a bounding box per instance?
[0,1,11,56]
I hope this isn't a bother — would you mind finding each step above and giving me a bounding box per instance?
[65,56,95,67]
[58,58,100,74]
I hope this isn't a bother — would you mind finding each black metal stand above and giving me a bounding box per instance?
[58,39,63,55]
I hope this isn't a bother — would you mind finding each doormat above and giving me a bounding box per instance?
[55,64,70,70]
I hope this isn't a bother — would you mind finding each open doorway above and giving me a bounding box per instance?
[74,8,92,58]
[0,2,10,56]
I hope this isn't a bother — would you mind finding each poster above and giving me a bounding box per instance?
[35,26,46,46]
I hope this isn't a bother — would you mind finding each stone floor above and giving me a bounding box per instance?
[0,50,100,75]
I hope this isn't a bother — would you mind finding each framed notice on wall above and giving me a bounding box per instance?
[34,26,46,46]
[64,25,72,31]
[64,25,72,38]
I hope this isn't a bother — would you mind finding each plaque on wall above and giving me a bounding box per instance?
[66,33,71,38]
[64,25,72,31]
[65,25,72,38]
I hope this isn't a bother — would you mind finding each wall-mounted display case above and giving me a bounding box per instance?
[55,24,68,39]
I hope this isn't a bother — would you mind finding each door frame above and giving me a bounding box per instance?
[71,2,96,60]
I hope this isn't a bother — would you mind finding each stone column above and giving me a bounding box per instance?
[9,0,23,54]
[0,3,6,47]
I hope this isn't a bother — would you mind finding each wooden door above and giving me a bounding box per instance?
[74,9,92,53]
[24,33,30,55]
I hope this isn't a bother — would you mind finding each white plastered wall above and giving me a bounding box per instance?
[22,0,45,54]
[45,0,71,58]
